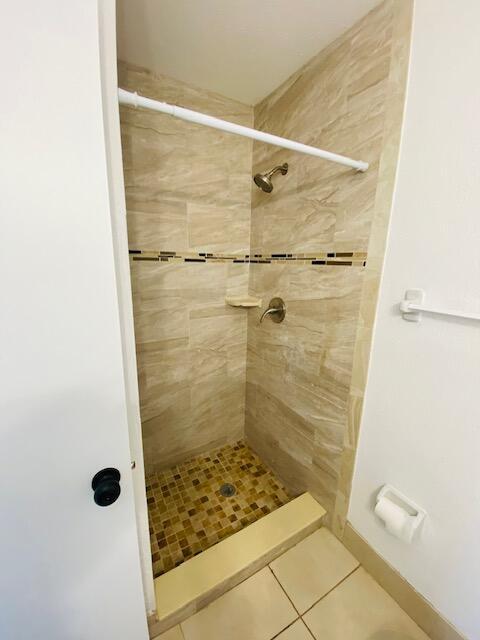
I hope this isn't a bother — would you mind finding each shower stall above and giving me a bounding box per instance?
[118,0,410,598]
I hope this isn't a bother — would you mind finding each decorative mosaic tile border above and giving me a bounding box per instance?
[129,249,367,267]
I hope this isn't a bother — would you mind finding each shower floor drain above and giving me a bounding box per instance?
[219,483,236,497]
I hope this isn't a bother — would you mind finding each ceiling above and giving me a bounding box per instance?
[116,0,380,106]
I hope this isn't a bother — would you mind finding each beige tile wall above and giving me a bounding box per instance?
[245,0,413,522]
[119,63,253,472]
[334,0,414,536]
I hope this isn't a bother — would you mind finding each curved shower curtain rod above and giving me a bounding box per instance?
[118,88,369,173]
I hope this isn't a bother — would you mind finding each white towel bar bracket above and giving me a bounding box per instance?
[400,289,480,323]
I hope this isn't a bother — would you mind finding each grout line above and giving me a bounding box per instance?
[268,565,302,617]
[300,565,361,618]
[300,614,317,640]
[177,558,363,640]
[270,616,301,640]
[175,561,354,640]
[178,565,300,639]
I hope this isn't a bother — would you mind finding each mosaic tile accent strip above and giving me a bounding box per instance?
[146,441,291,578]
[129,249,367,267]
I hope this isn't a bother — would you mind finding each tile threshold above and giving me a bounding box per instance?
[150,493,326,638]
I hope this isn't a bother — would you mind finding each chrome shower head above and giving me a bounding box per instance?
[253,163,288,193]
[253,173,274,193]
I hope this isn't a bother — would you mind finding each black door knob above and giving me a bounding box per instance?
[92,468,121,507]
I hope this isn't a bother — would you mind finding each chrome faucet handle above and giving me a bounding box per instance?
[259,297,286,324]
[259,307,279,323]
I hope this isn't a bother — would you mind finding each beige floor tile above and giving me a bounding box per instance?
[270,528,359,613]
[276,620,313,639]
[180,567,297,640]
[303,568,430,640]
[154,625,184,640]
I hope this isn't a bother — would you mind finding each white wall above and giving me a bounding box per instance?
[349,2,480,639]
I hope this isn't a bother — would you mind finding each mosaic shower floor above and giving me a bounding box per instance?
[146,441,291,577]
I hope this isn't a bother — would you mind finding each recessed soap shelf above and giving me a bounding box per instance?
[225,296,262,308]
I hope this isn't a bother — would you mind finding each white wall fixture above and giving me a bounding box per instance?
[118,89,369,172]
[400,289,480,323]
[374,485,426,543]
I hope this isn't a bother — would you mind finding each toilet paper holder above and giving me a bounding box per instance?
[375,485,426,541]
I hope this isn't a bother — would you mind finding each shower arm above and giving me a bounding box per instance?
[266,164,288,178]
[118,89,369,172]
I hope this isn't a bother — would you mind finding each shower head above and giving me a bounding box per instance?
[253,173,275,193]
[253,163,288,193]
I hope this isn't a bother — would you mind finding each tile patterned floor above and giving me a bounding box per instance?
[156,529,431,640]
[146,441,291,577]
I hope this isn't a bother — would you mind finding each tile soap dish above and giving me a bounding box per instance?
[226,296,262,308]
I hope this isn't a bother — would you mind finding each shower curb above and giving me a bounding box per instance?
[149,493,325,638]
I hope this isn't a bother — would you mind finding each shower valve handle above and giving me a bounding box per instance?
[259,307,278,322]
[259,297,286,324]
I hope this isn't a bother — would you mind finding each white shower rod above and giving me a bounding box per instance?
[118,88,369,172]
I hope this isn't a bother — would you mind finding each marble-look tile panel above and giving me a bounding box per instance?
[187,202,250,255]
[334,0,414,536]
[246,0,411,526]
[245,259,364,516]
[133,263,250,472]
[127,200,188,253]
[245,387,340,515]
[120,62,253,470]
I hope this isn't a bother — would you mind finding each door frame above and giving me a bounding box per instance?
[98,0,156,615]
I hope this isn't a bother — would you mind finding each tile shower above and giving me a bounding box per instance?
[119,0,412,577]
